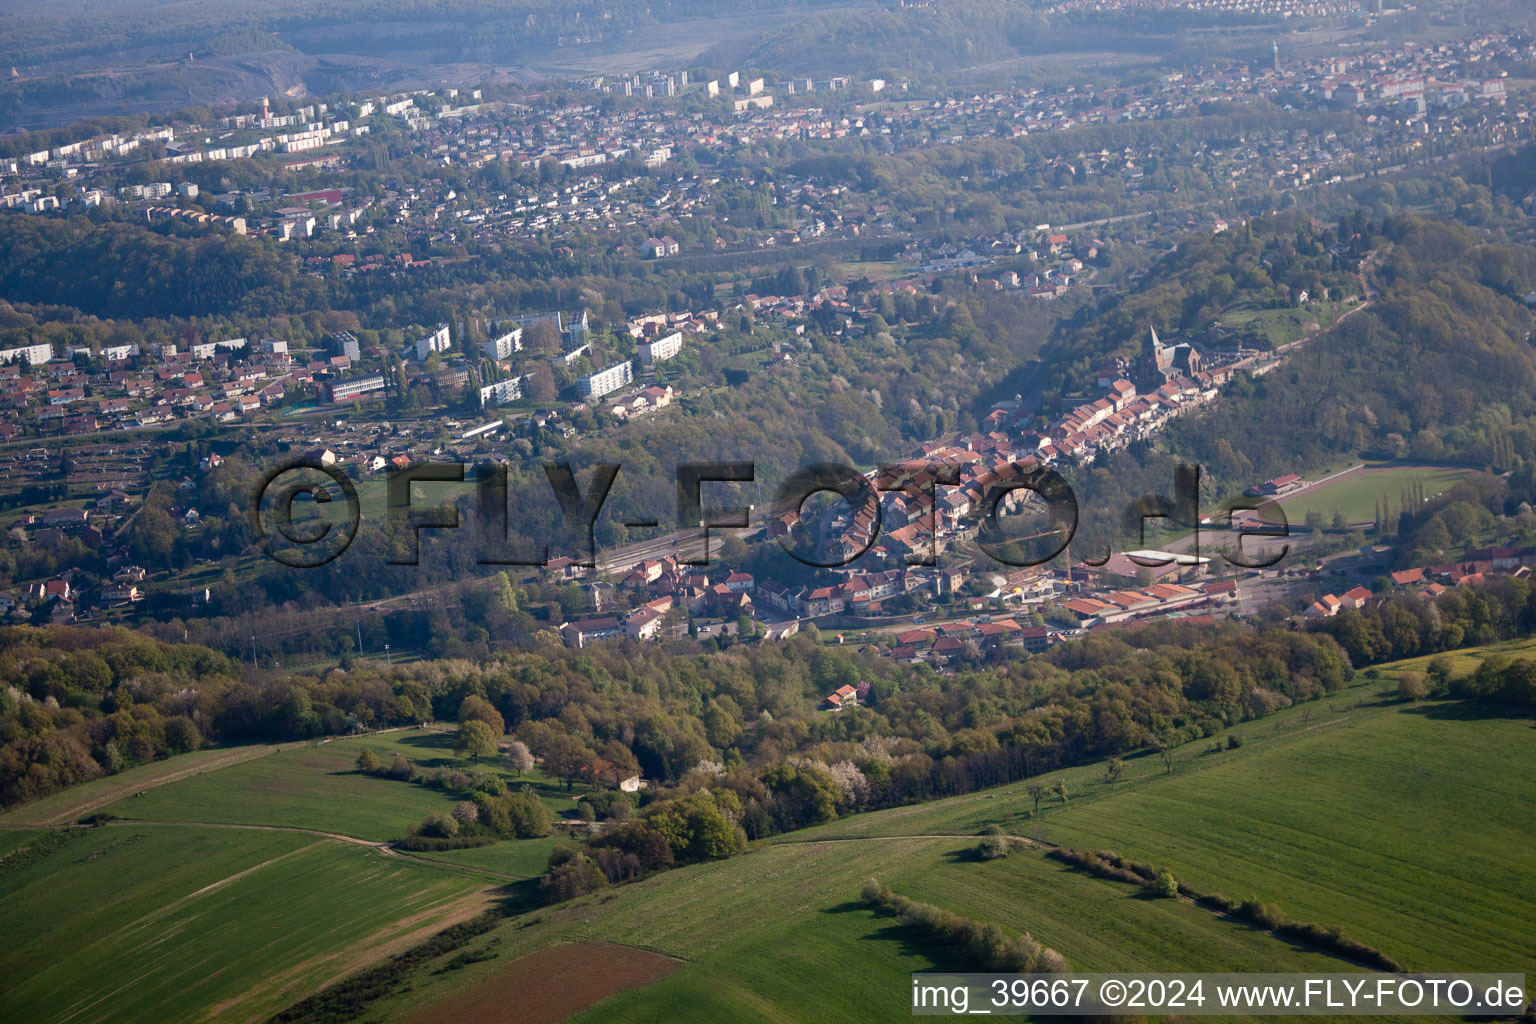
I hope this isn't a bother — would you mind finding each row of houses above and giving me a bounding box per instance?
[758,568,914,618]
[1310,547,1536,618]
[561,561,763,647]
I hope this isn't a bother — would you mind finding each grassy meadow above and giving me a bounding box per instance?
[0,650,1529,1024]
[374,836,1368,1024]
[0,741,294,827]
[369,659,1535,1023]
[95,743,458,841]
[0,727,606,1023]
[774,691,1536,978]
[94,729,584,842]
[0,825,498,1024]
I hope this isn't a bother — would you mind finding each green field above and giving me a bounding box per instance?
[1217,297,1356,348]
[364,663,1536,1023]
[773,692,1536,978]
[96,743,459,842]
[411,834,571,879]
[0,728,604,1023]
[93,730,585,842]
[0,741,293,827]
[0,825,496,1024]
[3,655,1531,1024]
[1369,634,1536,679]
[1274,465,1473,526]
[374,836,1360,1024]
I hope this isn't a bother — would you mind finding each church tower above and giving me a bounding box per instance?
[1143,325,1168,369]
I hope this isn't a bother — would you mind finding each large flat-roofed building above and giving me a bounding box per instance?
[333,331,361,360]
[497,310,587,350]
[638,330,683,365]
[323,373,387,404]
[577,360,633,399]
[0,342,53,366]
[414,323,451,360]
[479,376,523,406]
[485,327,522,360]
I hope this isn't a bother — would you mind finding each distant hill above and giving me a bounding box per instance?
[0,0,846,128]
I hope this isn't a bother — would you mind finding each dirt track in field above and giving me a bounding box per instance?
[408,941,680,1024]
[0,743,298,827]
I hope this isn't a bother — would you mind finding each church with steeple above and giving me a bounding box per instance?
[1136,326,1201,390]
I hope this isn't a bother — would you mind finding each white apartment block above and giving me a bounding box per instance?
[414,323,451,360]
[577,360,634,399]
[0,342,53,366]
[638,331,683,365]
[485,327,523,361]
[479,376,523,406]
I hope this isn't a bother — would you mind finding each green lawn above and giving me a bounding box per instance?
[0,825,495,1024]
[1275,465,1473,526]
[832,259,902,281]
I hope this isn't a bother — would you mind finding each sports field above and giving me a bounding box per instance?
[1273,465,1473,526]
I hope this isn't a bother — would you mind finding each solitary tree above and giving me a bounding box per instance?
[504,739,534,777]
[524,318,562,353]
[524,362,557,403]
[455,720,499,764]
[355,748,381,773]
[1052,779,1069,807]
[1397,671,1428,702]
[1027,782,1046,817]
[1104,757,1124,791]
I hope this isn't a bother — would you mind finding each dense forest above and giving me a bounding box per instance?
[7,569,1534,816]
